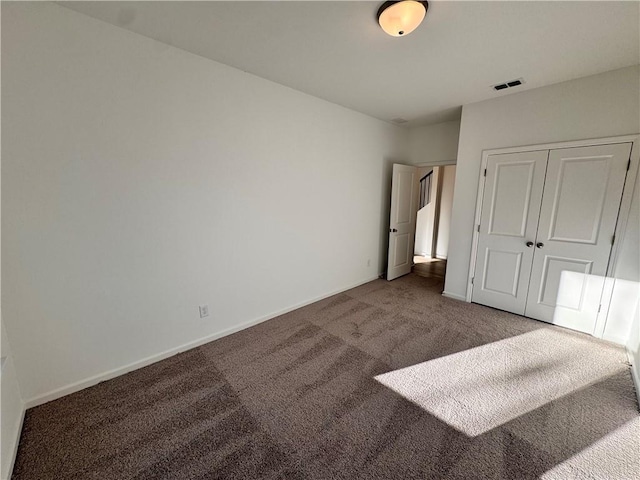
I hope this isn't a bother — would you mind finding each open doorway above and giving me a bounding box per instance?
[386,162,456,283]
[413,164,456,281]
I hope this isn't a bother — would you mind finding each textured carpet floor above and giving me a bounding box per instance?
[12,274,640,479]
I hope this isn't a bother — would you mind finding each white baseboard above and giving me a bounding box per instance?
[601,333,628,347]
[442,291,466,302]
[3,405,26,480]
[435,254,448,260]
[25,275,380,409]
[628,349,640,412]
[631,361,640,412]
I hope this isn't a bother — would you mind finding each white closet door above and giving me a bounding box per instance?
[524,143,632,332]
[472,151,548,314]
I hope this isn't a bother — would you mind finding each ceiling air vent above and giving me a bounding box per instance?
[493,78,525,91]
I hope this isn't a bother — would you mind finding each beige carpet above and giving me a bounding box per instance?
[12,273,639,479]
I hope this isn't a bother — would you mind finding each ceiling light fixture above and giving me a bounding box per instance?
[377,1,429,37]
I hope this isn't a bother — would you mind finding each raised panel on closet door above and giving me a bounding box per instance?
[524,143,632,331]
[472,150,548,314]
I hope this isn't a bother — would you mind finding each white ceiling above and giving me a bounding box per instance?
[60,1,640,126]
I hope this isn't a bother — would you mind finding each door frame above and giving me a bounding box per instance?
[414,159,457,168]
[466,134,640,333]
[413,159,457,261]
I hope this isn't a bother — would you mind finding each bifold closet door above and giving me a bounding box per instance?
[471,150,548,314]
[524,143,633,331]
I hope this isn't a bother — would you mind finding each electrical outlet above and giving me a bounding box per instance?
[199,304,209,318]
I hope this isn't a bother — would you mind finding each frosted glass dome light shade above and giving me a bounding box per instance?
[377,1,429,37]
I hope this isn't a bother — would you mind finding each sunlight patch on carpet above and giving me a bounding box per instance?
[374,329,627,436]
[541,417,640,479]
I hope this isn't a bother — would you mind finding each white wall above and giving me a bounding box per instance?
[445,66,640,302]
[1,321,25,480]
[604,163,639,345]
[1,2,405,404]
[615,160,640,388]
[408,119,461,258]
[408,120,460,165]
[414,164,456,259]
[414,167,434,256]
[0,5,26,476]
[435,165,456,259]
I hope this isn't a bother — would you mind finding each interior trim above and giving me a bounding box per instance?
[467,134,639,303]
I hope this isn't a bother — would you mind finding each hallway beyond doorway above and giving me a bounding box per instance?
[413,255,446,280]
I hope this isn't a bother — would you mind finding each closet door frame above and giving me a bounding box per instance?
[466,134,640,337]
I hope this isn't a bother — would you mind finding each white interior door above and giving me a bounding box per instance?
[524,143,632,332]
[387,164,418,281]
[472,151,548,314]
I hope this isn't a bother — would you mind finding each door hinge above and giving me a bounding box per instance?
[477,224,480,232]
[611,234,615,245]
[627,159,631,171]
[597,304,602,313]
[471,277,474,285]
[483,169,487,177]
